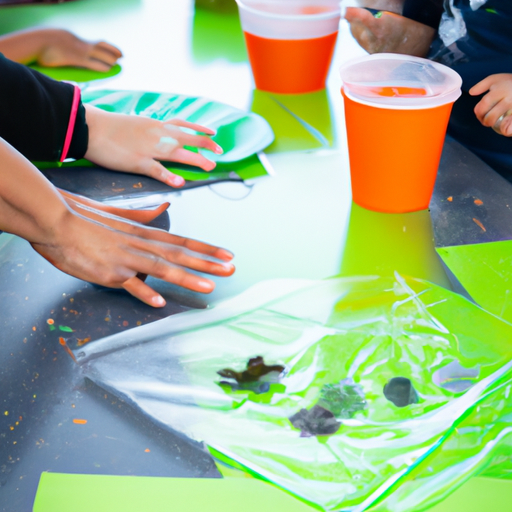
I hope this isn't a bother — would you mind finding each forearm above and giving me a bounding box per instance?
[0,54,88,161]
[0,28,61,64]
[0,138,70,243]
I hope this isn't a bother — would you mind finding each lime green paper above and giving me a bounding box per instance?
[437,241,512,323]
[29,64,122,83]
[33,473,316,512]
[426,477,512,512]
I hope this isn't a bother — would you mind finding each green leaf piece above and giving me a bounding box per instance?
[318,378,367,419]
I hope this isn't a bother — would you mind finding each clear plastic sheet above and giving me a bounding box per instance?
[77,275,512,511]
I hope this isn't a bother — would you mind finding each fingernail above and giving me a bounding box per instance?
[153,295,166,307]
[221,263,235,271]
[215,144,223,154]
[197,280,214,292]
[170,175,185,187]
[218,249,234,260]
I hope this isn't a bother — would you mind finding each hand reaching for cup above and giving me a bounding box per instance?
[470,74,512,136]
[344,7,436,57]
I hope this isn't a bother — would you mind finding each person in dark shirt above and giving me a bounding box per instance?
[0,55,234,307]
[344,1,512,179]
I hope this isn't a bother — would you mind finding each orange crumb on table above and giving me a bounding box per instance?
[474,199,483,205]
[145,449,150,453]
[46,319,54,325]
[73,419,87,425]
[59,337,78,363]
[472,218,487,232]
[447,196,453,202]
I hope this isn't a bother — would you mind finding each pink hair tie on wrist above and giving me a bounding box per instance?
[60,85,81,162]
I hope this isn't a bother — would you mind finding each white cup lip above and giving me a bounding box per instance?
[339,53,462,109]
[343,87,462,110]
[235,0,341,21]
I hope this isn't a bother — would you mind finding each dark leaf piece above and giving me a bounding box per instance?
[383,377,419,407]
[217,356,285,394]
[218,356,285,383]
[318,378,367,419]
[289,405,341,437]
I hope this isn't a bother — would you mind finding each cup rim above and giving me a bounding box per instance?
[235,0,341,21]
[339,53,462,108]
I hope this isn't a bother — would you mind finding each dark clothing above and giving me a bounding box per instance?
[0,53,88,161]
[402,0,443,29]
[402,0,512,179]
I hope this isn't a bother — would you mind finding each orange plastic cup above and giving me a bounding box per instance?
[340,54,462,213]
[236,0,341,94]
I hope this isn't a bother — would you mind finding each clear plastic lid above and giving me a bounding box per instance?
[236,0,341,40]
[339,53,462,109]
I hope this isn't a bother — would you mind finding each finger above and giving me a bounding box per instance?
[122,275,166,307]
[474,94,498,124]
[157,130,222,159]
[79,57,112,72]
[469,77,493,96]
[165,119,217,135]
[169,147,217,171]
[89,45,121,67]
[154,232,234,261]
[344,6,375,23]
[60,189,170,224]
[144,242,235,276]
[94,40,123,58]
[142,160,186,188]
[481,99,509,127]
[500,115,512,137]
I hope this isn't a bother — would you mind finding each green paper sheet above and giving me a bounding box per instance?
[32,472,512,512]
[33,473,316,512]
[29,64,122,83]
[426,477,512,512]
[437,241,512,324]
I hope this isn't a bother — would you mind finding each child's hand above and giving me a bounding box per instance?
[469,74,512,136]
[84,105,223,188]
[37,30,122,71]
[32,208,235,307]
[344,7,436,57]
[0,28,122,71]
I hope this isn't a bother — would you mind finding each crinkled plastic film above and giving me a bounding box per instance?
[77,275,512,511]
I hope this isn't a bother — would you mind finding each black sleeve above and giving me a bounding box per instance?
[402,0,444,29]
[0,53,88,161]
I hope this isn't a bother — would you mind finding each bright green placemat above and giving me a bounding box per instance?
[32,473,512,512]
[29,63,122,83]
[32,473,316,512]
[437,241,512,324]
[426,477,512,512]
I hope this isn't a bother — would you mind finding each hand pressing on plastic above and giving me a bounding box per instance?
[470,74,512,136]
[0,139,235,307]
[0,28,122,71]
[344,7,436,57]
[84,105,223,188]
